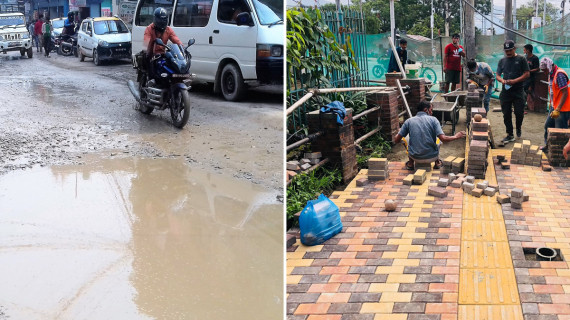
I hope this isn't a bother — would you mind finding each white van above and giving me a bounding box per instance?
[131,0,283,101]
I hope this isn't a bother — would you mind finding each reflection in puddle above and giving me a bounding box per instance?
[0,158,283,319]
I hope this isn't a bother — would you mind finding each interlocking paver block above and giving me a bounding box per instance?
[437,178,449,187]
[476,181,489,190]
[428,186,448,198]
[462,182,475,193]
[403,174,414,185]
[356,178,368,187]
[496,194,510,204]
[501,161,511,169]
[484,187,497,196]
[511,188,524,198]
[465,176,475,183]
[471,188,483,198]
[450,179,462,188]
[305,152,322,159]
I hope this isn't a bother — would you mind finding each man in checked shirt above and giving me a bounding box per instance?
[540,57,570,151]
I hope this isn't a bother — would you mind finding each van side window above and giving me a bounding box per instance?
[86,22,92,33]
[173,0,213,27]
[134,0,174,27]
[81,22,87,32]
[217,0,250,24]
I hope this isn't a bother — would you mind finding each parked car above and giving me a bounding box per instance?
[51,17,65,37]
[0,12,33,58]
[131,0,283,101]
[77,16,131,66]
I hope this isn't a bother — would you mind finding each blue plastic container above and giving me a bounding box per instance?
[299,194,343,246]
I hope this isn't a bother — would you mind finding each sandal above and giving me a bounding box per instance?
[405,161,414,170]
[433,159,442,169]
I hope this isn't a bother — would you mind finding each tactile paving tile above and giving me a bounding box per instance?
[461,220,508,242]
[459,268,520,304]
[460,241,513,269]
[458,305,523,320]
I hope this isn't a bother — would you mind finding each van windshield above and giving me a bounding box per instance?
[251,0,282,26]
[94,20,129,35]
[0,16,25,27]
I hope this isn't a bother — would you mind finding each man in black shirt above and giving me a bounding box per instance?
[388,39,409,73]
[523,44,540,110]
[496,40,530,143]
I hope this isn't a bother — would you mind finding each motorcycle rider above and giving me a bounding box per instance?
[143,8,182,80]
[62,11,76,36]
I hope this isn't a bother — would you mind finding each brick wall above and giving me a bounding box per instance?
[366,90,400,143]
[307,109,358,182]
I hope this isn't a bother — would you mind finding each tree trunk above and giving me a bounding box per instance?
[445,1,450,37]
[465,0,476,61]
[505,0,515,41]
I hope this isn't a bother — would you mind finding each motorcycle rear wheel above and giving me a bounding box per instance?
[170,89,190,128]
[137,77,153,115]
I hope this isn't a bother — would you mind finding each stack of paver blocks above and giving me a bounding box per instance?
[286,152,324,181]
[547,128,570,167]
[465,83,482,121]
[451,157,465,174]
[510,188,525,209]
[468,115,490,178]
[441,156,455,174]
[511,140,542,167]
[368,158,389,181]
[414,161,433,172]
[471,107,487,120]
[413,169,427,185]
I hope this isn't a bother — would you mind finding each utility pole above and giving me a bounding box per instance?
[505,0,514,41]
[536,0,539,17]
[445,1,449,37]
[465,0,475,61]
[430,0,434,40]
[514,0,517,30]
[390,0,395,44]
[543,0,547,26]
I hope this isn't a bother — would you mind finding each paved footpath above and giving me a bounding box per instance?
[287,149,570,320]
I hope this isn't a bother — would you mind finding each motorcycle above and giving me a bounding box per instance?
[127,38,195,129]
[58,23,79,57]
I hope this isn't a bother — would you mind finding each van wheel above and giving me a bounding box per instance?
[20,49,25,57]
[27,47,33,58]
[220,63,245,101]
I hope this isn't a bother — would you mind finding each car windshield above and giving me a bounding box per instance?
[93,20,129,35]
[0,15,25,27]
[251,0,282,25]
[52,20,64,28]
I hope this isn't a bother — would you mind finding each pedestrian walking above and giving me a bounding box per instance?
[496,40,530,143]
[523,44,540,111]
[466,59,495,112]
[42,18,52,57]
[34,15,44,53]
[28,20,36,49]
[540,57,570,151]
[443,33,465,93]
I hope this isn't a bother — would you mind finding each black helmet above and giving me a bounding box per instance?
[67,11,73,20]
[153,8,168,32]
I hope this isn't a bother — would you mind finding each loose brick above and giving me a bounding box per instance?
[428,186,448,198]
[437,178,449,187]
[300,163,312,170]
[542,165,552,171]
[305,152,322,159]
[462,182,475,193]
[471,188,483,197]
[501,161,511,169]
[511,188,524,198]
[476,181,489,190]
[465,176,475,183]
[484,187,497,196]
[497,194,510,204]
[450,179,462,188]
[356,178,368,187]
[403,174,414,185]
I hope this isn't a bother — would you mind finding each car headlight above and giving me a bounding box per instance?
[21,33,29,39]
[256,44,282,58]
[98,40,109,47]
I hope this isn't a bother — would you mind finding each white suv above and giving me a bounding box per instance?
[0,13,33,58]
[77,16,131,66]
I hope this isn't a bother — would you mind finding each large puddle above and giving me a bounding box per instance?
[0,157,283,319]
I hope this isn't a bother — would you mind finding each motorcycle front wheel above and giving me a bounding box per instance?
[170,89,190,128]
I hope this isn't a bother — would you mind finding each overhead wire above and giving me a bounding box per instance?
[461,0,570,47]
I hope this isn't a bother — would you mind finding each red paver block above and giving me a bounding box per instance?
[471,188,483,197]
[501,161,511,169]
[425,303,458,314]
[538,303,570,314]
[294,303,331,314]
[497,194,510,204]
[356,178,368,187]
[428,186,448,198]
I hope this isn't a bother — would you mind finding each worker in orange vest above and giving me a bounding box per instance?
[540,57,570,151]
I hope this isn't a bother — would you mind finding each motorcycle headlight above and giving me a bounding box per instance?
[21,33,29,39]
[98,40,109,47]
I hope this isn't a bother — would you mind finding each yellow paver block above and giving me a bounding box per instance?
[368,283,400,292]
[386,274,416,283]
[374,314,407,320]
[463,197,504,221]
[458,305,523,320]
[459,268,520,304]
[287,275,302,284]
[360,302,394,314]
[379,292,412,302]
[461,220,509,242]
[375,265,405,274]
[293,242,324,252]
[288,259,315,267]
[381,251,410,259]
[460,241,513,269]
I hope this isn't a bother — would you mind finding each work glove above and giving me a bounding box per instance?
[484,85,489,94]
[551,110,561,119]
[468,80,478,87]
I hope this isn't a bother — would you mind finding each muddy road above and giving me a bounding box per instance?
[0,53,284,319]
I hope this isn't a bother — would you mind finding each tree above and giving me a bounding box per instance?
[515,1,561,29]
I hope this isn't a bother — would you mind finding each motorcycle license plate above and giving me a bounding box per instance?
[172,74,192,78]
[8,42,21,47]
[115,48,126,52]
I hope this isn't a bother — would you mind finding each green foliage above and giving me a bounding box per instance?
[516,1,560,30]
[286,7,358,90]
[286,167,342,222]
[356,134,392,170]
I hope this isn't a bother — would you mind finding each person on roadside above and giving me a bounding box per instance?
[539,57,570,151]
[564,138,570,160]
[387,38,409,73]
[28,20,36,49]
[496,40,530,143]
[41,18,52,57]
[523,44,540,111]
[466,59,495,112]
[394,100,466,170]
[34,15,44,53]
[443,33,465,93]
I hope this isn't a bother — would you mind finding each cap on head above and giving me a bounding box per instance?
[504,40,515,51]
